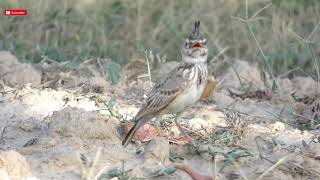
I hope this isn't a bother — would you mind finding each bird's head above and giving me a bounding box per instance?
[181,21,208,63]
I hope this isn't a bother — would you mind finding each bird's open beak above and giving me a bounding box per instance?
[191,42,203,48]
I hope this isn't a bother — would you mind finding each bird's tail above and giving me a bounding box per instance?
[122,117,147,147]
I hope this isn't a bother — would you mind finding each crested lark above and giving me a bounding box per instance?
[122,21,208,147]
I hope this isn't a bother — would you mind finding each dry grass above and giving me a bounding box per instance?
[0,0,320,79]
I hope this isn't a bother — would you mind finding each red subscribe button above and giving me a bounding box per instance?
[4,9,28,16]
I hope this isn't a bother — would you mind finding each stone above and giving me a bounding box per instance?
[47,107,120,143]
[212,91,235,107]
[221,60,268,90]
[0,150,32,178]
[0,51,41,87]
[144,137,169,164]
[142,137,170,175]
[188,118,209,131]
[271,121,285,133]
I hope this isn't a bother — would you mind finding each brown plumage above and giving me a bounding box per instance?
[122,21,209,147]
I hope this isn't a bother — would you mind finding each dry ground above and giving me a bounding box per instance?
[0,51,320,179]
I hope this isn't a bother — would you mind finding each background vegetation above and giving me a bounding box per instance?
[0,0,319,79]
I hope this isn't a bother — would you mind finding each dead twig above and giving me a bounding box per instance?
[144,50,153,87]
[175,163,214,180]
[181,125,206,139]
[255,136,320,177]
[257,154,292,180]
[79,146,104,180]
[96,58,106,80]
[0,122,8,149]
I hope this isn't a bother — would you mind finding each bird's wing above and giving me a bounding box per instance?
[134,63,194,120]
[122,63,195,147]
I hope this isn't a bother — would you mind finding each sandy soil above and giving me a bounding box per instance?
[0,51,319,179]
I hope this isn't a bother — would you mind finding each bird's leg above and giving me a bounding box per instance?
[174,113,196,146]
[174,113,185,135]
[154,116,164,137]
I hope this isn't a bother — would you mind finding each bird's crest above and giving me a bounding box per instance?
[189,20,202,40]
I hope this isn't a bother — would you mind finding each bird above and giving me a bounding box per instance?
[122,20,208,147]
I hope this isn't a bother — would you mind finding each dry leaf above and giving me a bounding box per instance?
[170,136,193,145]
[228,89,272,101]
[201,75,218,100]
[123,123,159,143]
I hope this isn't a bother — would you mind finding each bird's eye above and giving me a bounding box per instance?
[203,40,207,45]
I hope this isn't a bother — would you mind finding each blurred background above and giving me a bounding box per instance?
[0,0,319,80]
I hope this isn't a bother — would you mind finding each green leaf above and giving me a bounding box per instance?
[226,131,234,146]
[302,140,310,150]
[105,96,118,117]
[169,154,184,162]
[152,167,177,177]
[106,168,123,178]
[272,80,279,92]
[108,62,120,85]
[219,148,252,172]
[106,96,116,109]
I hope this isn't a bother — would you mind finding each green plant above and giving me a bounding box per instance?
[1,0,319,79]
